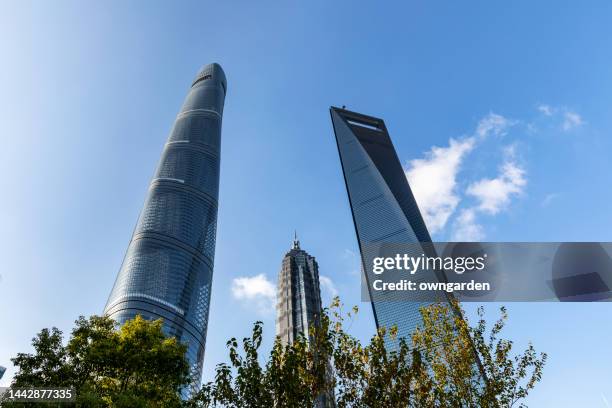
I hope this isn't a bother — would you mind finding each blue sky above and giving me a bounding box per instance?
[1,1,611,405]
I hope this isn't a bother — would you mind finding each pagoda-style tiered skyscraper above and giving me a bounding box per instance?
[276,234,324,346]
[276,235,335,407]
[105,63,227,389]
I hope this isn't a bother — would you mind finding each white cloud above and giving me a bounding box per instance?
[451,209,485,242]
[466,147,526,215]
[450,145,527,240]
[405,113,515,234]
[475,113,513,139]
[342,248,360,276]
[404,112,526,240]
[541,192,560,207]
[342,248,356,259]
[537,104,554,116]
[319,275,338,298]
[406,137,475,233]
[562,111,583,131]
[231,274,276,315]
[537,104,584,131]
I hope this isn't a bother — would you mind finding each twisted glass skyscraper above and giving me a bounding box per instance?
[105,63,226,388]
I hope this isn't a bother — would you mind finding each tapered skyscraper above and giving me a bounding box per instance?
[330,107,446,350]
[105,63,227,388]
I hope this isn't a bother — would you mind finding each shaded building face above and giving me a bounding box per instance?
[275,238,335,407]
[104,63,227,391]
[276,237,324,346]
[330,107,444,349]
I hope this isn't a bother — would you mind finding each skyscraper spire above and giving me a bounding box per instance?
[293,230,300,249]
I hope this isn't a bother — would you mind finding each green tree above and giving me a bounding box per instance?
[9,327,73,389]
[190,298,546,408]
[8,315,190,407]
[412,301,547,407]
[7,300,546,407]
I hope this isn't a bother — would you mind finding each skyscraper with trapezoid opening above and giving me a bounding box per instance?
[330,106,449,351]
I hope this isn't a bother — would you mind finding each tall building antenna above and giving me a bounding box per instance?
[293,230,300,249]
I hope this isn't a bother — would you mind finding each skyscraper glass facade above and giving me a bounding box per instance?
[276,236,324,346]
[330,107,446,349]
[276,237,335,407]
[104,63,226,390]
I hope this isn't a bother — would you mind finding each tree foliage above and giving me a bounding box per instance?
[190,299,546,408]
[8,315,190,407]
[412,301,547,407]
[7,300,546,407]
